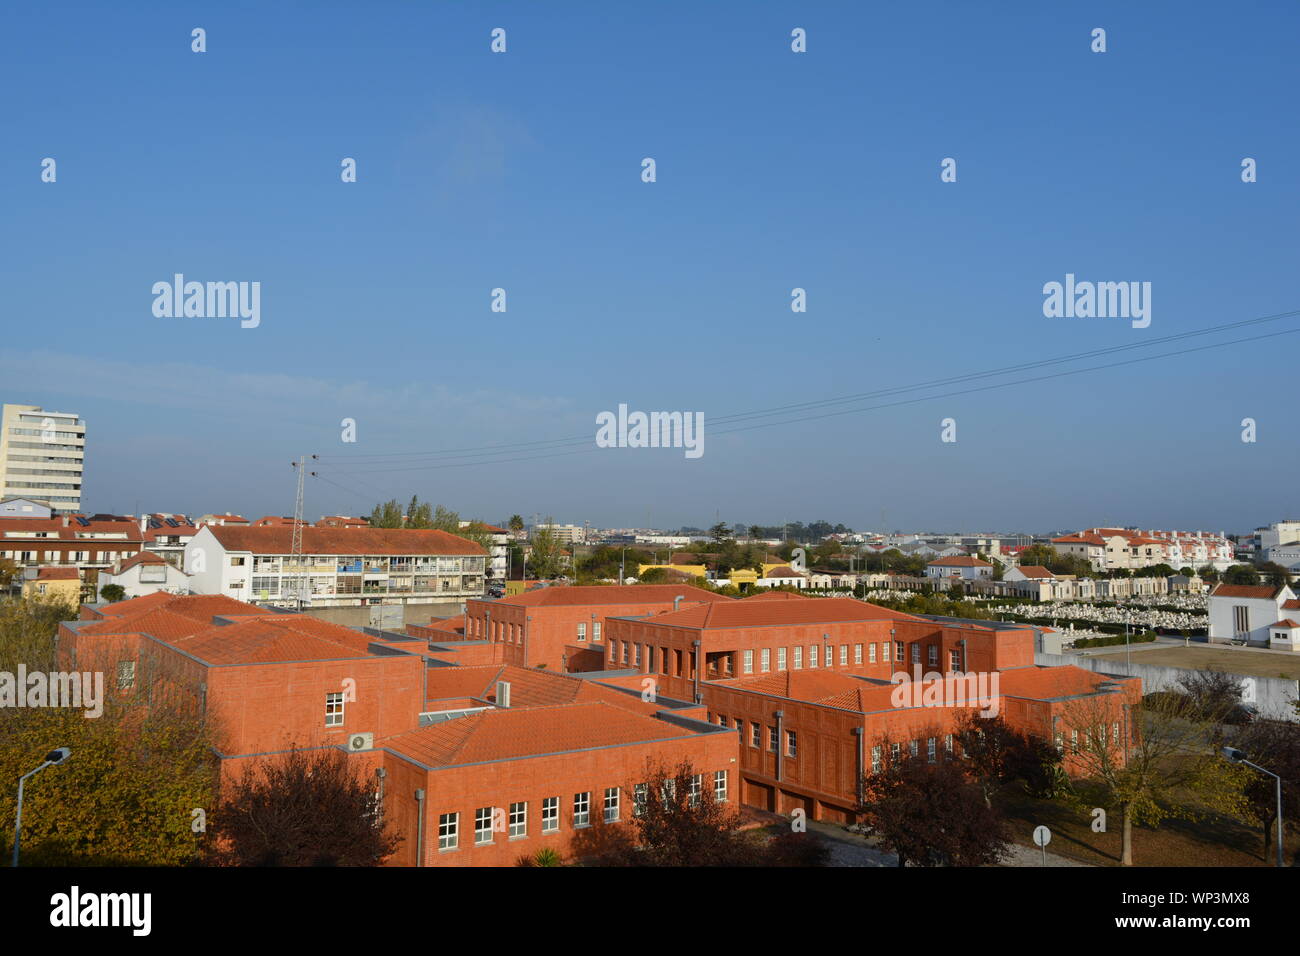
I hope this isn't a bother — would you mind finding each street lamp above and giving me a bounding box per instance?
[1223,746,1284,867]
[620,547,629,585]
[13,747,71,867]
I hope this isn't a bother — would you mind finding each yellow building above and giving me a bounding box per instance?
[22,567,81,606]
[637,563,709,580]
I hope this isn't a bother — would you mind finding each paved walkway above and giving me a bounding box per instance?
[808,821,1092,867]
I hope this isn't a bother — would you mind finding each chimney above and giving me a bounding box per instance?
[62,515,69,527]
[673,594,685,611]
[496,680,511,708]
[139,514,148,534]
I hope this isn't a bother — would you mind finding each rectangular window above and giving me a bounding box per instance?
[509,801,527,838]
[854,644,863,664]
[604,787,620,823]
[475,807,494,845]
[714,770,728,802]
[768,726,778,752]
[809,645,819,668]
[542,797,559,833]
[909,739,919,757]
[573,792,591,827]
[1112,722,1120,745]
[927,645,938,665]
[882,642,890,662]
[945,734,954,753]
[871,745,882,773]
[688,774,702,808]
[950,649,961,671]
[634,643,642,667]
[891,742,901,761]
[793,646,803,669]
[577,622,587,641]
[777,647,787,671]
[927,737,936,762]
[633,784,648,817]
[869,643,877,664]
[592,622,601,642]
[743,649,754,675]
[911,644,920,664]
[1071,729,1079,752]
[325,691,344,727]
[787,730,798,757]
[760,648,771,673]
[840,645,849,666]
[117,660,136,690]
[438,812,458,850]
[751,722,761,747]
[1233,605,1249,635]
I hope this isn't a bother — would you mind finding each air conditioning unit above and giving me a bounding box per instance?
[347,732,374,752]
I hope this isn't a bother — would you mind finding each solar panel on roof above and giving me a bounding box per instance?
[165,518,178,527]
[75,516,90,526]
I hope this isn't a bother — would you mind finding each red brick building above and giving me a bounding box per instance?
[461,584,735,672]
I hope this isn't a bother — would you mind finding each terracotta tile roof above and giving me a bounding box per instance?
[383,702,686,766]
[713,670,892,712]
[423,665,661,715]
[1211,584,1284,600]
[93,591,180,617]
[928,556,992,567]
[1281,600,1300,611]
[1272,619,1299,629]
[487,583,732,608]
[113,551,170,572]
[169,617,379,665]
[997,665,1137,700]
[1015,566,1055,579]
[203,525,485,556]
[80,608,220,642]
[34,567,79,580]
[643,596,924,630]
[745,590,812,601]
[762,566,804,577]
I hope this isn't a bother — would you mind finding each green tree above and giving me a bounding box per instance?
[368,499,403,528]
[709,522,732,544]
[507,515,524,535]
[99,584,126,604]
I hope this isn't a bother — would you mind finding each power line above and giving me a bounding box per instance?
[313,307,1300,466]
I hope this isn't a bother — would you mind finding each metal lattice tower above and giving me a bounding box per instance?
[289,455,317,607]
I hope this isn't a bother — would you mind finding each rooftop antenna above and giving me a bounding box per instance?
[290,455,317,609]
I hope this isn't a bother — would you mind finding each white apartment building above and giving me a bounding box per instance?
[535,523,587,544]
[1052,527,1234,572]
[0,404,85,513]
[459,520,509,581]
[184,525,487,608]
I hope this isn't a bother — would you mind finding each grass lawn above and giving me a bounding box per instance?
[1087,644,1300,680]
[994,781,1288,867]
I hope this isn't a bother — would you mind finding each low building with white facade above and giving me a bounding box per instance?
[1208,583,1299,647]
[925,555,993,581]
[99,551,191,599]
[183,524,487,609]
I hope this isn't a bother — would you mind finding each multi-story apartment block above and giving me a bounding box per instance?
[0,403,86,513]
[183,525,487,608]
[535,522,586,544]
[0,513,145,598]
[138,513,199,568]
[1052,527,1234,572]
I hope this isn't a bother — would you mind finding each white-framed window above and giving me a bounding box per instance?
[840,645,848,666]
[809,645,819,668]
[604,787,620,823]
[854,644,863,664]
[438,812,458,850]
[944,734,954,753]
[325,691,344,727]
[760,648,770,673]
[786,730,797,757]
[768,727,778,752]
[688,774,702,808]
[927,645,938,665]
[927,737,936,762]
[909,739,919,757]
[882,642,890,662]
[895,640,905,661]
[777,647,787,670]
[1071,729,1079,753]
[542,796,559,833]
[592,621,601,642]
[633,783,648,816]
[793,646,803,669]
[713,770,727,802]
[577,622,587,641]
[1112,722,1120,745]
[743,649,754,675]
[751,722,761,747]
[871,745,882,773]
[950,649,961,671]
[509,801,527,838]
[891,742,901,761]
[475,806,494,845]
[869,643,877,663]
[910,645,920,664]
[573,792,591,827]
[117,660,136,690]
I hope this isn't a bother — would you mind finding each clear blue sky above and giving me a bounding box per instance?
[2,1,1296,534]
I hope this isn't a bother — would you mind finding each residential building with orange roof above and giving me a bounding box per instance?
[98,550,190,599]
[1209,581,1298,647]
[925,554,994,581]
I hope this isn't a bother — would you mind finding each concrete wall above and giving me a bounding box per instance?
[304,601,465,630]
[1036,652,1299,722]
